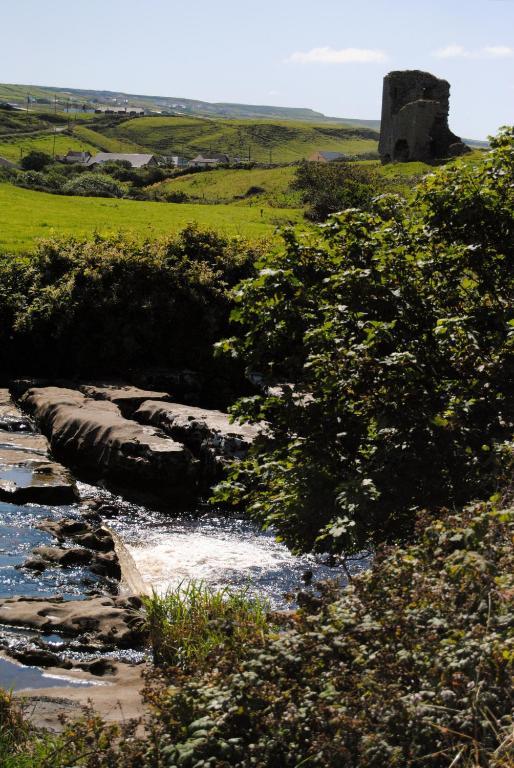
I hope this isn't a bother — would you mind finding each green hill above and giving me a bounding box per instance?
[92,116,378,162]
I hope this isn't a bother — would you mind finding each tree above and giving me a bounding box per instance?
[292,159,381,221]
[20,150,52,171]
[215,128,514,555]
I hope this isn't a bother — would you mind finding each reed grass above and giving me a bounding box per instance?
[141,580,271,668]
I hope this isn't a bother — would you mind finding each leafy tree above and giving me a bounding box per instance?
[215,128,514,555]
[292,159,382,221]
[62,171,126,198]
[20,150,53,171]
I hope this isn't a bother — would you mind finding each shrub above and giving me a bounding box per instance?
[20,150,52,171]
[214,128,514,555]
[147,501,514,768]
[0,226,261,383]
[62,171,126,198]
[293,159,382,221]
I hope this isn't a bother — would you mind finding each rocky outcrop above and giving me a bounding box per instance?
[79,383,171,417]
[379,70,469,163]
[21,387,197,496]
[0,595,144,647]
[134,400,261,480]
[0,393,78,505]
[0,389,32,431]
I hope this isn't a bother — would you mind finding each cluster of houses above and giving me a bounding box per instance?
[62,148,349,170]
[61,150,232,169]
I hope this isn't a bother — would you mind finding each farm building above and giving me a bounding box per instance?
[62,150,92,164]
[86,152,158,168]
[189,153,230,168]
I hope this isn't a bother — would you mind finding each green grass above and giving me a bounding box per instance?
[97,115,379,162]
[0,131,99,162]
[73,124,145,153]
[0,182,301,251]
[142,580,270,668]
[151,165,301,207]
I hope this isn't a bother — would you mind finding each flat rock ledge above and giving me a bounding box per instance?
[0,595,144,648]
[0,390,77,505]
[135,400,261,480]
[21,387,197,495]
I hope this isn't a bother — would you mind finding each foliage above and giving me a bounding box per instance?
[20,150,53,171]
[214,128,514,554]
[0,226,261,379]
[62,171,126,198]
[145,501,514,768]
[293,159,383,220]
[142,580,270,668]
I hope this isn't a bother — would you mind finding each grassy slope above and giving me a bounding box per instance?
[0,132,100,162]
[97,116,379,162]
[151,166,301,207]
[0,182,301,251]
[73,124,145,153]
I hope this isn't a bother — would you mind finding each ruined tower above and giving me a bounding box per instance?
[378,70,468,163]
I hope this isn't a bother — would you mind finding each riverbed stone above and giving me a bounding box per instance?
[79,383,171,417]
[0,595,145,647]
[0,390,33,432]
[134,400,261,480]
[21,387,197,495]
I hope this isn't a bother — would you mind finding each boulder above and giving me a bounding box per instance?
[31,545,93,567]
[21,387,197,496]
[134,400,260,481]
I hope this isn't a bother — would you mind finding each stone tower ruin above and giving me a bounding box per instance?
[379,70,468,163]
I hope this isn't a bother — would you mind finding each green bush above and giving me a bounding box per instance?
[147,501,514,768]
[20,150,53,171]
[0,226,261,382]
[214,128,514,554]
[62,171,126,198]
[293,159,382,221]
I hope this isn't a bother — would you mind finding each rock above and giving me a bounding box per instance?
[74,529,115,552]
[79,383,171,417]
[19,557,47,571]
[89,551,121,579]
[0,423,78,505]
[31,545,93,567]
[21,387,197,496]
[8,646,71,669]
[36,518,90,539]
[379,70,469,163]
[76,658,117,676]
[0,389,33,432]
[134,400,260,481]
[0,595,145,647]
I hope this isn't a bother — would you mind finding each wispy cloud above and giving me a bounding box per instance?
[286,46,387,64]
[433,43,514,59]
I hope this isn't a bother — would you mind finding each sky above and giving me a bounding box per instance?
[1,0,513,139]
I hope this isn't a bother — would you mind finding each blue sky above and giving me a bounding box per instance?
[1,0,513,138]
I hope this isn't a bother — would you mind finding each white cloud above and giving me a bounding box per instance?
[433,43,514,59]
[286,46,387,64]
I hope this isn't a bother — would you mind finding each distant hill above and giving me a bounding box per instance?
[0,82,380,130]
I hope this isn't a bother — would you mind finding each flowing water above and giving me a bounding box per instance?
[80,484,369,609]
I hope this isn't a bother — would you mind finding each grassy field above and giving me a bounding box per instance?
[97,116,379,162]
[73,124,146,153]
[0,182,301,251]
[0,131,99,162]
[151,165,301,207]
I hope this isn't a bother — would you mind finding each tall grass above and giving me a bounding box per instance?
[142,580,271,668]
